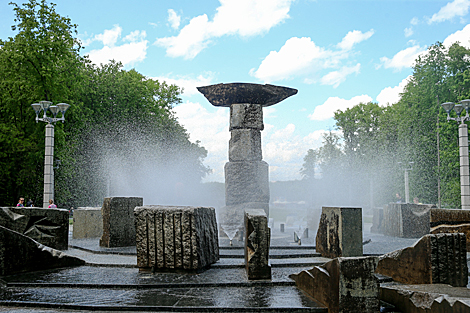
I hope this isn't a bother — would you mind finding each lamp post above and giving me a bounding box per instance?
[31,101,70,208]
[398,161,414,203]
[441,99,470,210]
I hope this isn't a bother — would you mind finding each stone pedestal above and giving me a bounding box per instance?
[315,207,362,258]
[73,207,102,239]
[0,207,69,250]
[100,197,143,247]
[382,203,433,238]
[244,209,271,280]
[135,205,219,272]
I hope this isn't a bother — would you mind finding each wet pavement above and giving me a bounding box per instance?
[0,222,464,312]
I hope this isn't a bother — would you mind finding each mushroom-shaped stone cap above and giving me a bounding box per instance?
[197,83,298,107]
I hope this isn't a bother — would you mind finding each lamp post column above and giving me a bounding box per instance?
[43,123,54,208]
[459,123,470,210]
[404,169,410,203]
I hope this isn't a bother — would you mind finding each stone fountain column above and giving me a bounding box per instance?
[198,83,297,230]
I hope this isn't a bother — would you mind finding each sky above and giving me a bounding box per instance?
[2,0,470,183]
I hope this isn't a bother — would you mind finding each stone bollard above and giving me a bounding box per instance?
[245,209,271,280]
[376,233,468,287]
[135,205,219,272]
[73,207,102,239]
[290,256,379,313]
[315,207,362,258]
[280,223,284,232]
[100,197,143,248]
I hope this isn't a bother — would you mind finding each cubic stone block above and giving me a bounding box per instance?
[430,208,470,227]
[0,207,69,250]
[370,207,384,233]
[230,103,264,131]
[376,233,468,287]
[382,203,433,238]
[100,197,143,248]
[225,161,270,207]
[244,209,271,280]
[135,205,219,272]
[73,207,103,239]
[290,256,379,313]
[0,226,84,276]
[316,207,362,258]
[229,129,262,161]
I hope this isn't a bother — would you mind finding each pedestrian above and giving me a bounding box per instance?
[16,197,25,207]
[26,199,33,207]
[395,193,403,203]
[48,199,57,208]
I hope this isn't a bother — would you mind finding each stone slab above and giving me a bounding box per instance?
[230,103,264,131]
[244,209,271,280]
[290,256,379,313]
[135,205,219,272]
[0,226,84,276]
[315,207,362,258]
[0,207,69,250]
[376,233,468,287]
[73,207,103,239]
[382,203,433,238]
[229,129,262,161]
[100,197,143,248]
[430,208,470,227]
[225,161,270,206]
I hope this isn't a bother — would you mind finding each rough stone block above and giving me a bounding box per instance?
[315,207,362,258]
[382,203,433,238]
[290,256,379,313]
[430,208,470,227]
[100,197,143,247]
[135,205,219,272]
[376,233,468,287]
[73,207,103,239]
[431,223,470,250]
[244,209,271,280]
[229,129,262,161]
[229,103,264,130]
[225,161,270,207]
[0,207,69,250]
[380,283,470,313]
[0,226,84,276]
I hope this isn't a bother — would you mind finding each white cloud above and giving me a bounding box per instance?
[320,64,361,88]
[156,0,294,59]
[376,75,411,106]
[428,0,470,24]
[337,29,374,51]
[411,17,419,25]
[379,45,427,71]
[443,23,470,48]
[151,73,215,96]
[308,95,373,121]
[404,27,413,37]
[168,9,181,29]
[86,25,148,66]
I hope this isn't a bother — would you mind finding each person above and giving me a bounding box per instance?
[395,193,403,203]
[48,199,57,208]
[26,199,33,207]
[413,197,422,204]
[16,197,25,207]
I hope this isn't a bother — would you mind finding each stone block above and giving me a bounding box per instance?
[376,233,468,287]
[0,226,84,276]
[225,161,270,207]
[431,223,470,250]
[370,207,383,233]
[290,256,379,313]
[229,129,262,161]
[135,205,219,272]
[382,203,433,238]
[100,197,143,248]
[229,103,264,130]
[380,283,470,313]
[0,207,69,250]
[73,207,102,239]
[315,207,362,258]
[244,209,271,280]
[430,208,470,227]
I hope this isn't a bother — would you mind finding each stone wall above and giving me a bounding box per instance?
[73,207,102,239]
[135,205,219,272]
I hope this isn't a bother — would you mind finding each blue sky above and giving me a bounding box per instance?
[2,0,470,182]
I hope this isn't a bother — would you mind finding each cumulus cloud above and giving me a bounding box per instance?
[428,0,470,24]
[320,64,361,88]
[156,0,294,59]
[151,73,214,96]
[443,23,470,48]
[379,45,427,71]
[308,95,373,121]
[376,75,411,106]
[86,25,148,66]
[168,9,181,29]
[251,29,373,84]
[404,27,413,37]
